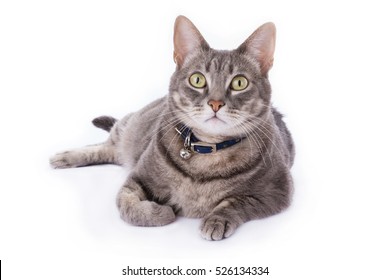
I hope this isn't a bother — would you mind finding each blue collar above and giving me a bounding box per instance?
[175,126,243,155]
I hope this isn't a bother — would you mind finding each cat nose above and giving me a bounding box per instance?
[207,100,225,112]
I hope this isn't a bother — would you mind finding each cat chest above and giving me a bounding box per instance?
[144,147,247,218]
[165,175,233,218]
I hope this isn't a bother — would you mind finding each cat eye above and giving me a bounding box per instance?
[189,73,207,88]
[230,76,249,91]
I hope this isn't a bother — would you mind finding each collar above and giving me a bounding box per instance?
[175,126,243,157]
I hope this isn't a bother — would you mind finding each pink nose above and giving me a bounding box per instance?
[208,100,225,112]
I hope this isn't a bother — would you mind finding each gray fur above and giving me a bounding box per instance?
[50,16,294,240]
[92,116,117,132]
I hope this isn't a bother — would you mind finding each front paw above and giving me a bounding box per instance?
[200,215,238,241]
[118,199,176,227]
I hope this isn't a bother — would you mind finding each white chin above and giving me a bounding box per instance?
[206,117,226,126]
[200,118,231,135]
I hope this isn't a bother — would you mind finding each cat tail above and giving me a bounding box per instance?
[92,116,117,132]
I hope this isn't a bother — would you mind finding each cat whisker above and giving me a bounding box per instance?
[146,116,184,144]
[156,118,186,143]
[164,131,181,158]
[155,110,200,146]
[226,112,275,167]
[240,113,292,138]
[243,119,284,164]
[228,121,256,168]
[237,120,270,167]
[230,117,268,167]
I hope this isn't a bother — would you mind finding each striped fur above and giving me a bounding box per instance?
[50,16,294,240]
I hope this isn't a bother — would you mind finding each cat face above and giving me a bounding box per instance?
[169,16,276,138]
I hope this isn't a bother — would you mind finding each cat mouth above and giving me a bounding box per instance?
[205,116,227,125]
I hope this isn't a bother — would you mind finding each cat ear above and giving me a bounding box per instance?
[173,16,209,67]
[238,22,276,76]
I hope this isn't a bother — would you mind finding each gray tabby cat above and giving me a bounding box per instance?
[50,16,295,241]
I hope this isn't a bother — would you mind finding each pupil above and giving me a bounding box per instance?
[196,77,200,84]
[238,80,241,87]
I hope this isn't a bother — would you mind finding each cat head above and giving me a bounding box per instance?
[169,16,276,139]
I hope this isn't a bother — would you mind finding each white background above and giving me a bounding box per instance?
[1,0,390,279]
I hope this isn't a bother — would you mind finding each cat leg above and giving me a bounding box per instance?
[200,193,290,241]
[200,199,245,241]
[116,176,176,226]
[50,143,117,169]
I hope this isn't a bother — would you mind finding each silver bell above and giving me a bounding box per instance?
[180,148,192,160]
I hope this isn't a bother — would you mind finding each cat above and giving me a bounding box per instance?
[50,15,295,241]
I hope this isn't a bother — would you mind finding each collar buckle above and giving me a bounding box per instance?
[191,142,217,153]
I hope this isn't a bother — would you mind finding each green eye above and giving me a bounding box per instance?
[189,73,207,88]
[230,76,248,91]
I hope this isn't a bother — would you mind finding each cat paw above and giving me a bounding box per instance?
[119,200,176,227]
[200,215,237,241]
[49,151,77,169]
[140,201,176,226]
